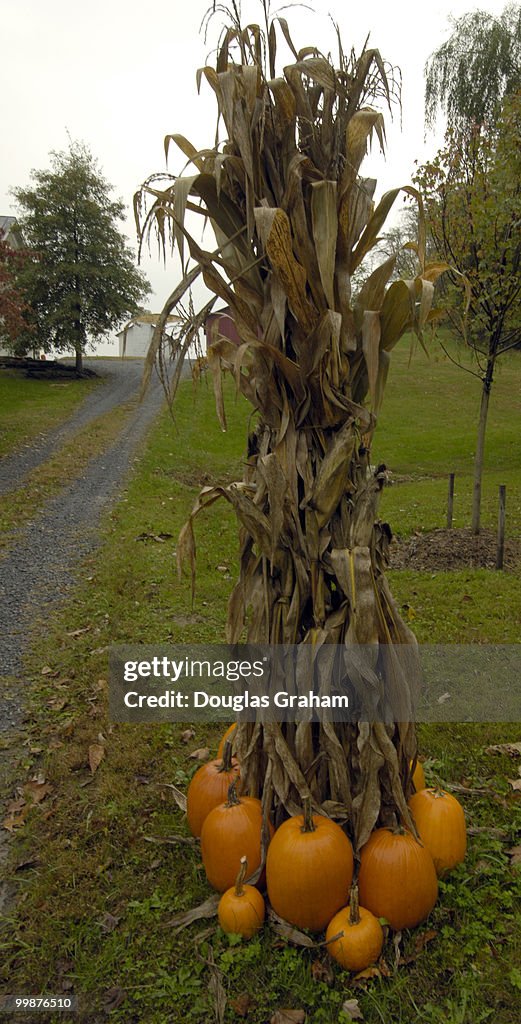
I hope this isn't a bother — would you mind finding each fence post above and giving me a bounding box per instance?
[496,485,506,570]
[446,473,455,529]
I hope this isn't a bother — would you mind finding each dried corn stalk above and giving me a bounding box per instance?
[136,5,443,851]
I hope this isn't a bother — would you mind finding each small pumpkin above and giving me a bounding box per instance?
[408,787,466,876]
[266,797,354,933]
[218,856,265,939]
[326,884,384,972]
[411,759,426,792]
[186,740,240,837]
[217,723,237,759]
[358,827,438,931]
[201,780,271,892]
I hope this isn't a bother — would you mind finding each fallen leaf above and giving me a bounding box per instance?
[89,743,105,774]
[508,778,521,791]
[353,966,382,984]
[270,1011,305,1024]
[66,626,92,637]
[485,742,521,758]
[437,692,451,704]
[102,987,126,1012]
[267,909,314,947]
[2,808,29,832]
[15,858,41,872]
[23,780,53,804]
[159,783,187,813]
[311,959,334,985]
[41,666,54,675]
[189,747,210,761]
[165,893,220,931]
[506,845,521,866]
[181,728,196,744]
[342,998,364,1020]
[230,993,253,1017]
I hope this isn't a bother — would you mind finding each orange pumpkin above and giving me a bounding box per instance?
[186,740,240,837]
[358,827,438,931]
[218,856,265,939]
[411,759,426,792]
[266,797,354,933]
[326,885,384,972]
[201,781,271,892]
[217,723,237,759]
[408,787,466,876]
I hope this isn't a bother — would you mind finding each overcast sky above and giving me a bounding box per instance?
[1,0,508,352]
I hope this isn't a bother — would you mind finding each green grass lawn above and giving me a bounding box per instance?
[1,353,520,1024]
[0,370,98,458]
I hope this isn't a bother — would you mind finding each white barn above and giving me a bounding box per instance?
[117,313,183,358]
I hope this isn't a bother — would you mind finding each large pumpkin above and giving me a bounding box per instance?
[186,740,240,837]
[326,885,384,972]
[408,788,466,876]
[218,856,265,939]
[358,827,438,931]
[266,797,354,933]
[201,781,271,892]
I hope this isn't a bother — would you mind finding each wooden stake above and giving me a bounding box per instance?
[447,473,455,529]
[496,485,506,570]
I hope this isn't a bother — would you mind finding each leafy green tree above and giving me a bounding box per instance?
[425,3,521,131]
[12,143,151,371]
[415,94,521,533]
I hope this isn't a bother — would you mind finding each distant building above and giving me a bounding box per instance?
[117,313,183,358]
[0,215,23,250]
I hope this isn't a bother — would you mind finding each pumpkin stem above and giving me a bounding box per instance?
[235,856,248,897]
[225,778,241,807]
[349,884,360,926]
[218,739,233,773]
[301,795,316,834]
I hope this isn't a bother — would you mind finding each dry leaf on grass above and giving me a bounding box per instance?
[88,743,105,774]
[268,908,314,947]
[506,845,521,866]
[23,779,53,803]
[508,778,521,791]
[156,784,187,812]
[310,959,334,985]
[164,893,220,930]
[485,742,521,757]
[189,747,210,761]
[353,966,382,983]
[230,993,253,1017]
[102,987,126,1012]
[342,998,364,1020]
[181,728,196,744]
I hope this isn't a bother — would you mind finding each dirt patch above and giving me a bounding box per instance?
[389,527,521,572]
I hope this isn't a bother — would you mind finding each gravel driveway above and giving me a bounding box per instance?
[0,359,158,496]
[0,357,186,906]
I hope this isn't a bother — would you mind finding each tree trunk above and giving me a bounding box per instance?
[75,345,83,374]
[471,357,494,534]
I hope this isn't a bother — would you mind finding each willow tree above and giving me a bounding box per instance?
[136,6,444,853]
